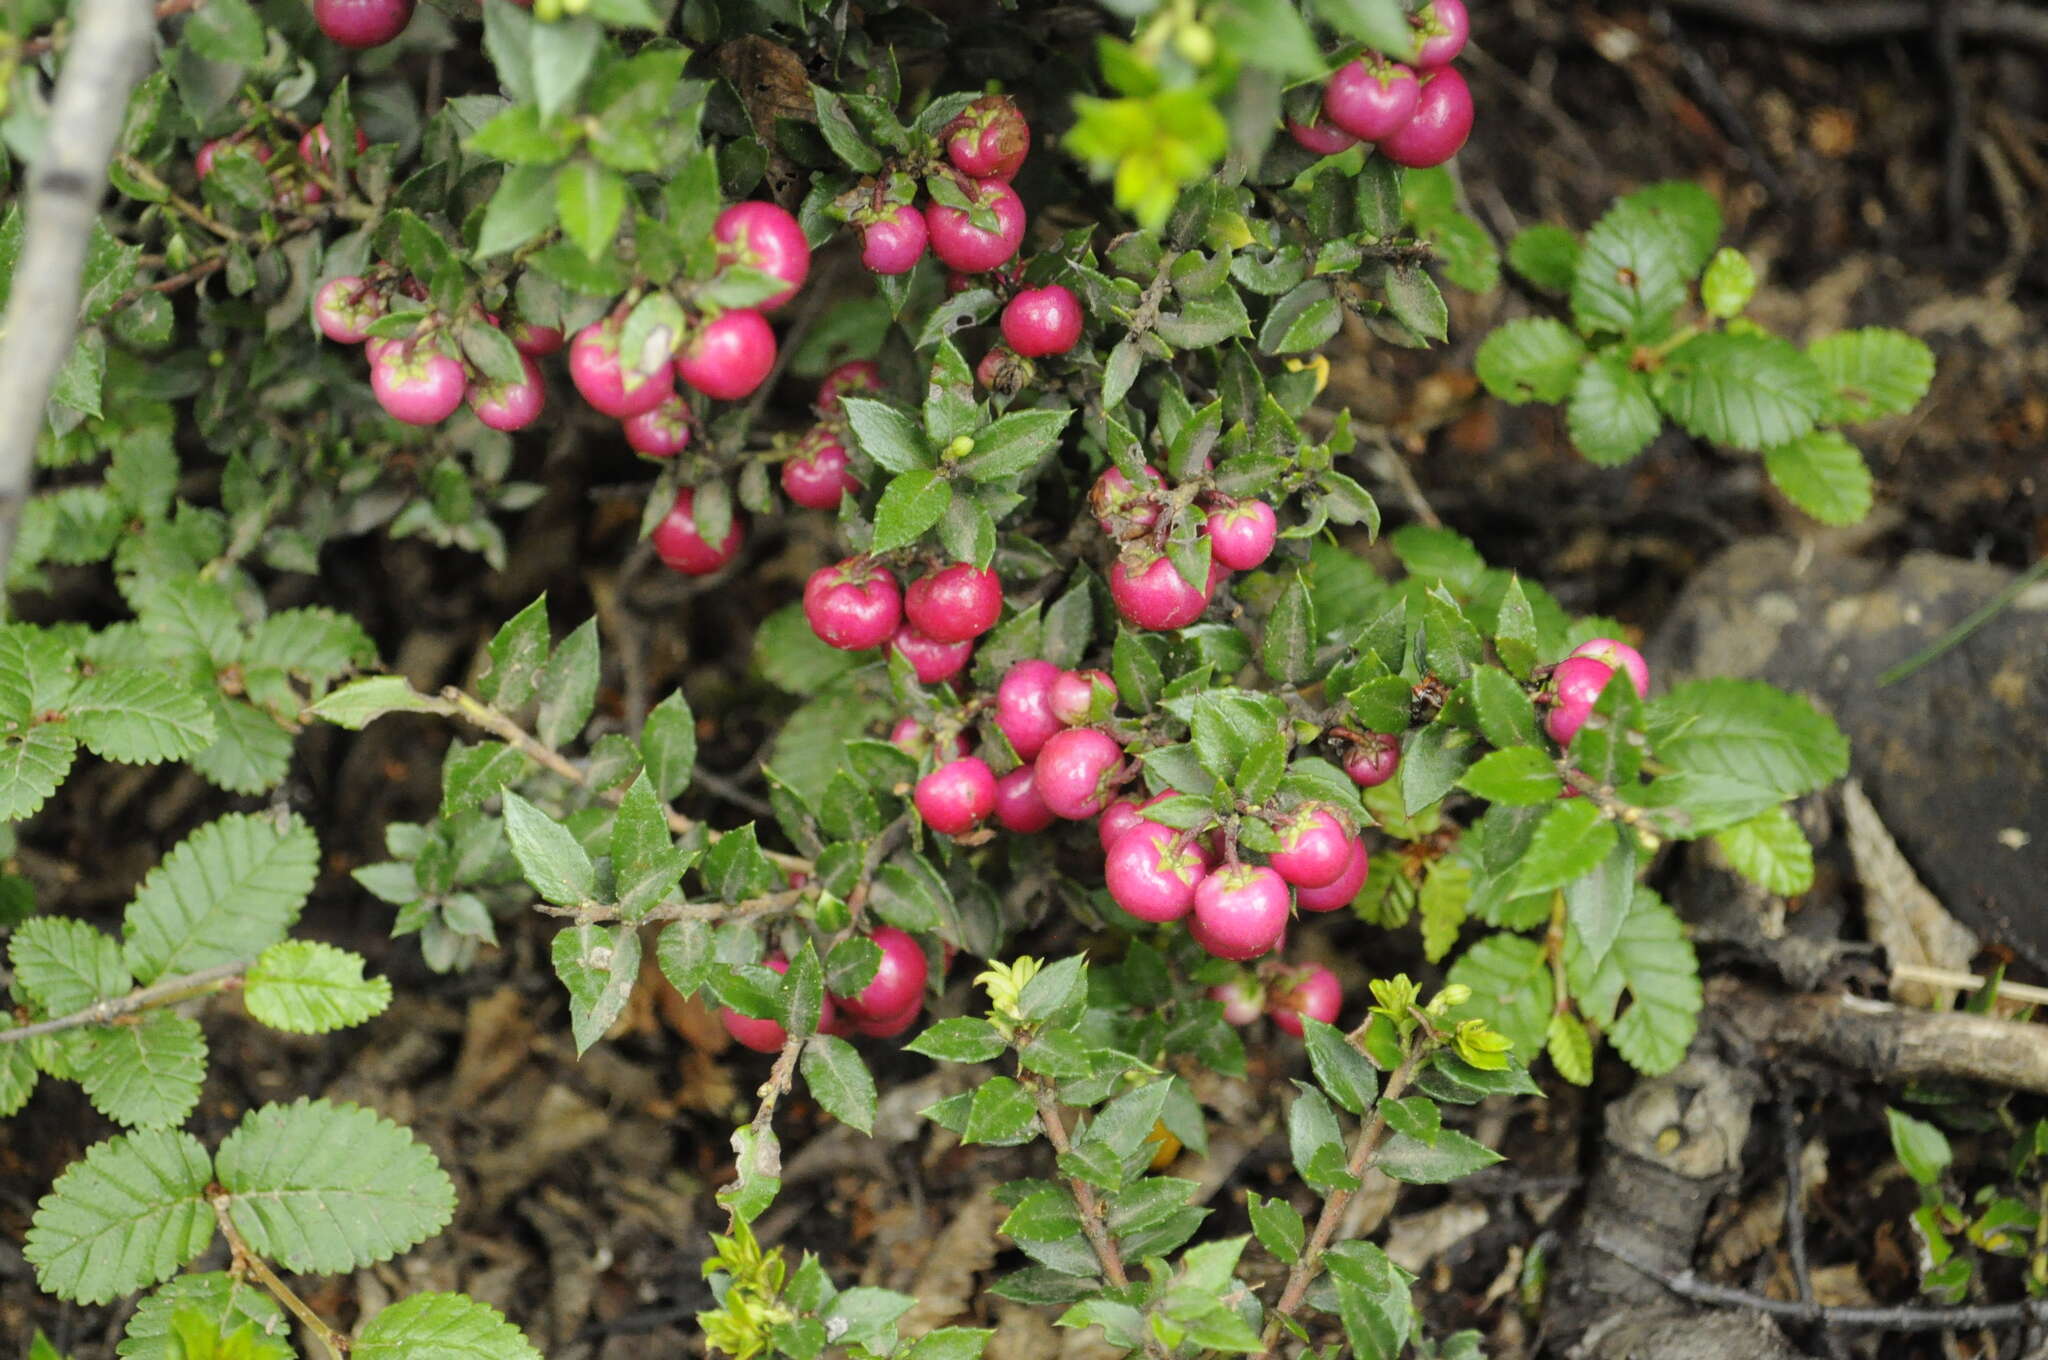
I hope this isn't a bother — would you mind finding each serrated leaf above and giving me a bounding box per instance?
[354,1292,544,1360]
[1458,746,1562,805]
[871,469,953,553]
[1509,798,1615,896]
[0,724,79,821]
[536,617,599,749]
[0,1017,38,1116]
[64,669,216,764]
[1571,199,1693,338]
[551,923,641,1054]
[640,689,696,801]
[1468,665,1540,748]
[1566,888,1699,1074]
[1474,318,1585,404]
[802,1034,877,1134]
[1507,224,1578,293]
[1567,353,1662,466]
[501,792,595,906]
[480,596,550,709]
[959,407,1073,481]
[1657,331,1828,452]
[12,915,130,1016]
[1764,430,1873,526]
[1301,1018,1378,1115]
[1307,0,1415,59]
[121,813,318,984]
[1418,860,1470,964]
[244,941,393,1034]
[556,159,626,260]
[1261,574,1316,685]
[1646,678,1849,801]
[841,397,932,473]
[216,1099,456,1273]
[1809,327,1935,423]
[307,676,453,729]
[24,1130,215,1304]
[1547,1012,1593,1086]
[1375,1128,1503,1183]
[1700,246,1755,319]
[117,1273,288,1360]
[76,1011,206,1129]
[1444,932,1551,1058]
[187,697,292,796]
[1247,1191,1305,1265]
[1712,805,1815,895]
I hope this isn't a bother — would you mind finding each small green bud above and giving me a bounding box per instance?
[1700,247,1756,321]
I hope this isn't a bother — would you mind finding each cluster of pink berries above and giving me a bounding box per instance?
[800,554,1000,684]
[1286,0,1474,169]
[719,926,932,1052]
[1091,464,1280,631]
[313,0,416,48]
[1543,637,1650,747]
[1211,962,1342,1037]
[196,122,367,213]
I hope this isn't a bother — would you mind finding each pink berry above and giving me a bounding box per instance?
[915,756,997,835]
[1000,285,1083,358]
[996,659,1064,761]
[1205,501,1278,572]
[1343,734,1401,788]
[1287,116,1358,156]
[817,359,882,413]
[993,764,1057,834]
[1048,669,1114,726]
[677,309,776,402]
[838,926,926,1021]
[313,0,414,48]
[651,488,743,576]
[623,395,693,458]
[1091,465,1165,535]
[569,319,674,419]
[889,717,970,760]
[1545,656,1616,747]
[313,276,381,344]
[1268,804,1355,889]
[851,994,923,1038]
[1267,964,1342,1038]
[1097,797,1148,853]
[904,563,1002,644]
[296,123,368,172]
[1569,638,1650,698]
[1190,865,1291,961]
[1211,978,1266,1027]
[1105,822,1207,923]
[781,428,860,508]
[508,320,564,357]
[720,956,836,1053]
[1379,66,1473,169]
[1032,727,1124,820]
[803,559,901,651]
[196,137,270,180]
[1323,58,1422,142]
[889,623,974,685]
[714,201,811,310]
[860,203,928,276]
[944,94,1031,181]
[467,354,546,431]
[369,345,467,425]
[1412,0,1470,68]
[1295,840,1370,912]
[924,178,1026,274]
[1110,554,1214,631]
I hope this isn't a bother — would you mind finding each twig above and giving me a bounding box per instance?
[530,886,803,926]
[1890,962,2048,1009]
[1877,556,2048,685]
[0,0,157,586]
[1366,429,1442,529]
[1660,0,2048,49]
[1,961,247,1044]
[115,156,249,244]
[210,1192,347,1360]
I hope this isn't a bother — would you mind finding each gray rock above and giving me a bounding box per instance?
[1650,540,2048,968]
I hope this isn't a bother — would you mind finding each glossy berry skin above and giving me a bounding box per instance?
[1268,804,1354,889]
[677,309,776,402]
[780,429,860,508]
[1190,865,1291,961]
[468,355,546,432]
[1569,637,1649,698]
[370,346,466,425]
[905,563,1002,644]
[569,319,674,419]
[852,995,923,1038]
[1287,116,1358,156]
[1324,58,1421,142]
[804,560,901,651]
[915,756,997,835]
[889,623,974,685]
[1267,964,1342,1038]
[945,95,1031,181]
[1343,733,1401,788]
[1032,727,1124,820]
[889,717,970,760]
[1379,66,1473,169]
[994,659,1063,761]
[313,276,381,343]
[1211,978,1266,1026]
[508,320,564,357]
[1106,823,1206,923]
[839,926,927,1022]
[1097,797,1149,853]
[1206,501,1279,572]
[314,0,414,48]
[817,360,881,413]
[623,396,692,458]
[860,203,928,276]
[993,764,1057,833]
[1295,840,1370,911]
[1000,285,1083,358]
[1049,669,1114,727]
[1111,554,1213,631]
[925,179,1027,274]
[713,202,811,310]
[720,957,836,1053]
[1546,656,1616,747]
[652,488,743,576]
[1091,465,1165,535]
[1412,0,1470,67]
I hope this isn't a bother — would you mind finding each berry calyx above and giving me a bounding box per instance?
[313,0,414,48]
[1267,804,1355,889]
[915,756,997,835]
[924,178,1027,274]
[944,94,1031,181]
[1323,57,1421,142]
[1091,465,1165,535]
[993,764,1057,833]
[677,309,777,401]
[1266,964,1341,1038]
[1569,637,1650,698]
[1110,553,1214,631]
[1412,0,1470,67]
[780,428,860,508]
[622,395,693,458]
[860,203,929,276]
[838,926,927,1022]
[803,559,902,651]
[890,717,970,760]
[1294,840,1369,912]
[1105,822,1207,923]
[1343,733,1402,788]
[468,355,546,432]
[1048,668,1114,727]
[313,276,382,344]
[651,488,744,576]
[713,201,811,310]
[994,659,1064,761]
[369,344,467,425]
[569,318,675,419]
[888,622,974,685]
[1287,115,1359,156]
[1190,865,1291,961]
[1211,978,1266,1027]
[1379,66,1473,168]
[904,562,1002,644]
[817,360,882,413]
[999,285,1083,358]
[1545,655,1616,747]
[1205,501,1279,572]
[1032,726,1125,819]
[975,343,1029,393]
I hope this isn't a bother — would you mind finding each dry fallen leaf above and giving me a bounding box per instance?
[1844,778,1977,1007]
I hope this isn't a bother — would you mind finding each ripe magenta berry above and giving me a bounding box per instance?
[370,344,467,425]
[1110,554,1214,631]
[860,203,928,276]
[1032,727,1124,819]
[677,309,776,402]
[1206,501,1278,572]
[721,955,836,1053]
[780,428,860,508]
[297,123,369,172]
[993,764,1057,834]
[838,926,927,1022]
[1267,804,1355,889]
[468,355,546,431]
[1412,0,1470,67]
[817,359,882,413]
[890,717,970,760]
[945,94,1031,181]
[1097,796,1149,853]
[313,276,381,344]
[924,178,1026,274]
[1190,865,1291,961]
[1323,58,1421,142]
[1569,637,1649,698]
[623,395,693,458]
[1295,840,1370,912]
[904,563,1002,644]
[995,659,1064,761]
[851,994,923,1038]
[1048,669,1114,726]
[313,0,414,47]
[1545,656,1616,746]
[1000,285,1083,358]
[1343,733,1401,788]
[713,201,811,310]
[804,559,901,651]
[888,623,974,685]
[1267,964,1341,1038]
[1287,115,1358,156]
[1379,66,1473,168]
[508,319,564,357]
[1105,823,1206,923]
[915,756,997,835]
[569,319,674,419]
[652,488,743,576]
[1211,978,1266,1027]
[1091,465,1165,535]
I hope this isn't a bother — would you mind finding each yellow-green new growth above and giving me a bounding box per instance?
[700,1219,793,1359]
[973,955,1043,1038]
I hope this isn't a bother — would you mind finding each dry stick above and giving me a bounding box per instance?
[210,1194,348,1360]
[0,0,158,585]
[1891,962,2048,1009]
[0,961,246,1044]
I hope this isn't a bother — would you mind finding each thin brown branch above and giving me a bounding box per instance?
[1,961,246,1043]
[530,887,804,926]
[210,1192,348,1359]
[1029,1082,1131,1289]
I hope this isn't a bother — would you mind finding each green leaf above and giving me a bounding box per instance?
[1398,722,1477,817]
[1474,318,1585,404]
[244,941,393,1034]
[841,397,933,473]
[122,813,319,983]
[1567,353,1662,466]
[1507,224,1578,294]
[1508,798,1616,896]
[551,923,641,1054]
[1325,1241,1414,1359]
[1418,861,1470,964]
[1617,181,1722,274]
[958,408,1073,480]
[1712,805,1815,895]
[117,1273,288,1360]
[556,160,626,260]
[76,1011,206,1129]
[802,1034,878,1134]
[1259,280,1342,355]
[1646,678,1849,801]
[907,1016,1007,1063]
[216,1099,456,1273]
[1656,331,1828,452]
[1301,1018,1378,1115]
[0,724,79,821]
[1307,0,1415,59]
[11,915,130,1016]
[1547,1012,1594,1086]
[1887,1108,1953,1187]
[640,689,696,801]
[1210,0,1323,75]
[811,85,884,173]
[1458,747,1562,805]
[1260,574,1316,685]
[502,792,596,906]
[871,470,954,553]
[903,1329,995,1360]
[1566,889,1700,1075]
[1764,430,1873,526]
[958,1076,1039,1146]
[1444,932,1551,1058]
[182,0,265,63]
[64,669,215,764]
[354,1292,543,1360]
[1289,1084,1353,1192]
[1247,1191,1305,1265]
[536,617,599,749]
[1377,1128,1501,1183]
[307,676,453,729]
[1699,246,1755,319]
[187,697,292,797]
[480,596,551,709]
[0,1017,38,1117]
[1808,327,1934,423]
[1380,262,1447,343]
[1468,666,1540,748]
[475,164,560,258]
[24,1129,215,1304]
[1570,199,1692,338]
[530,17,602,120]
